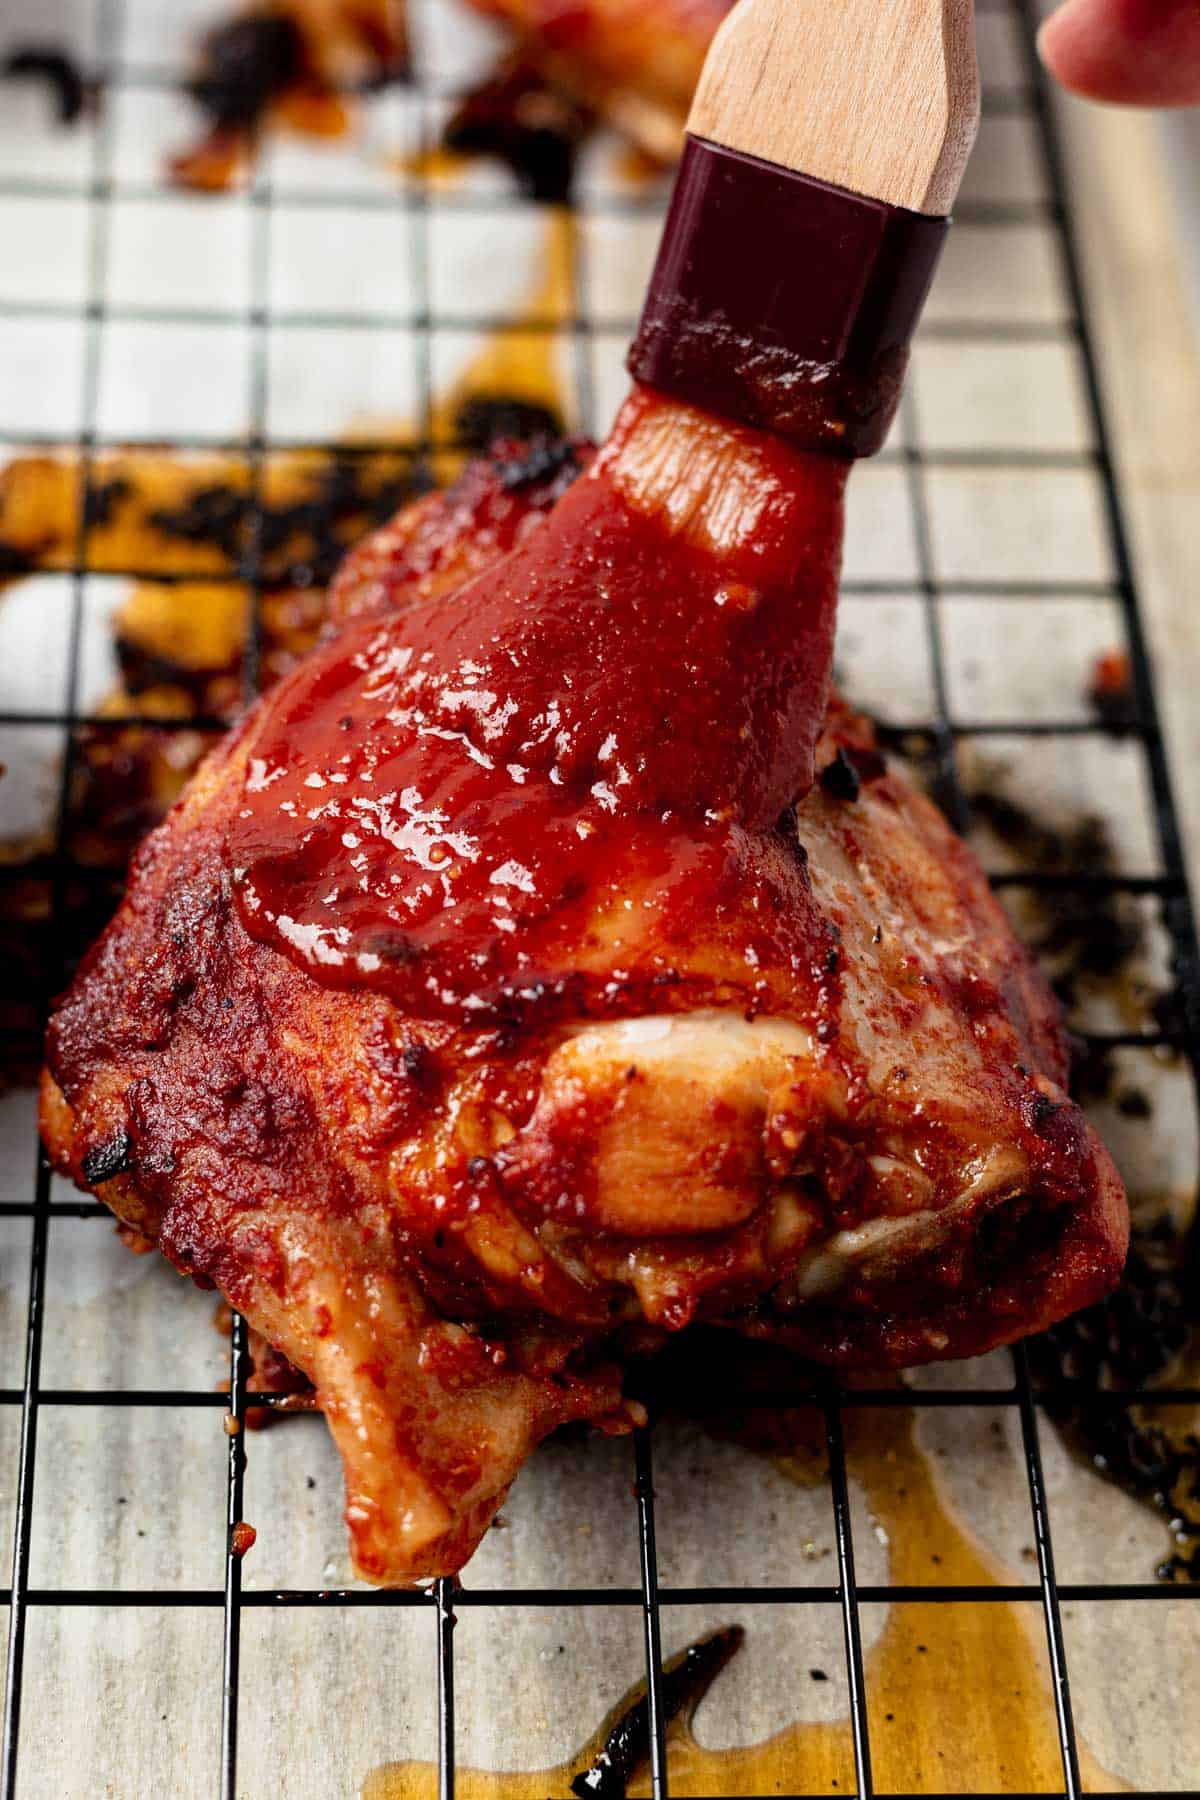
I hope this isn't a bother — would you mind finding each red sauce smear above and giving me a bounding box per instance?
[228,388,846,1024]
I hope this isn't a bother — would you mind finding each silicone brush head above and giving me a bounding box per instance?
[628,137,950,457]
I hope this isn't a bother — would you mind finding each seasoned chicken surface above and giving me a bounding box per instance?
[42,398,1127,1584]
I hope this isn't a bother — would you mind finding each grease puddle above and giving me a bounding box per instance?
[363,1403,1125,1798]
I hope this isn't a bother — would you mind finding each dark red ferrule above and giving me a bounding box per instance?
[627,136,950,457]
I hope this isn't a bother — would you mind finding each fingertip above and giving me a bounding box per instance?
[1036,0,1112,101]
[1036,0,1200,107]
[1035,2,1071,75]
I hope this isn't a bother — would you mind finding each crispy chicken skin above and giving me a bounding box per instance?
[42,399,1127,1584]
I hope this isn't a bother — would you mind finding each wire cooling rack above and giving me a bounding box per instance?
[0,0,1198,1795]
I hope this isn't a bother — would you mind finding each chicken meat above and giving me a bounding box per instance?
[42,394,1128,1584]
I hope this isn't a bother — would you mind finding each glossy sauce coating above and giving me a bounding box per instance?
[229,388,846,1023]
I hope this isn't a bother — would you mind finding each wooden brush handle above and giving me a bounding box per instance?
[689,0,979,217]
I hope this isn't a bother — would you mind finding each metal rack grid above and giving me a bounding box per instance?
[0,0,1197,1795]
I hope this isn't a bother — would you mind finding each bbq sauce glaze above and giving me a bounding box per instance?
[228,387,846,1025]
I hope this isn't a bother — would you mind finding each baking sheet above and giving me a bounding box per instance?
[0,0,1197,1794]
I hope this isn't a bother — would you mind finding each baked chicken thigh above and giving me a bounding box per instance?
[42,394,1127,1584]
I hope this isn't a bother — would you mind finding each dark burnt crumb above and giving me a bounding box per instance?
[1021,1090,1062,1133]
[141,458,417,593]
[81,1129,133,1186]
[1087,648,1138,736]
[571,1625,744,1799]
[969,788,1111,874]
[1030,1219,1200,1581]
[407,461,437,500]
[494,437,585,498]
[444,57,592,204]
[106,457,422,604]
[189,15,306,132]
[368,470,416,523]
[455,394,565,453]
[1151,983,1190,1042]
[111,634,203,702]
[279,460,413,584]
[0,544,36,581]
[3,46,88,124]
[809,1667,828,1681]
[259,459,414,587]
[1068,1036,1116,1103]
[150,483,250,559]
[400,1039,442,1096]
[84,475,133,529]
[966,777,1165,1031]
[820,748,861,803]
[1045,896,1142,991]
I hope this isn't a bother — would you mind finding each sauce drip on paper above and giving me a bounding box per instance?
[362,1406,1125,1797]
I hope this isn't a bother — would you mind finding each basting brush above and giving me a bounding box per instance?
[629,0,981,457]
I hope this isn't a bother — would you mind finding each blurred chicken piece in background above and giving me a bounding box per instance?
[173,0,408,189]
[460,0,730,166]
